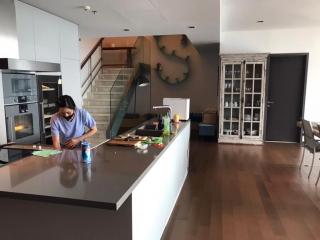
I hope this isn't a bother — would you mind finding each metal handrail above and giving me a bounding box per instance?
[81,38,103,69]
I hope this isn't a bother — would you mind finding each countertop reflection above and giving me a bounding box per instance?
[0,121,189,210]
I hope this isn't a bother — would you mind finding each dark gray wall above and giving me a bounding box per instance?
[130,36,219,114]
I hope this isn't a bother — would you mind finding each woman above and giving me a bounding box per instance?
[50,95,97,150]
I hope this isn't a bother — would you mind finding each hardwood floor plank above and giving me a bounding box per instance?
[162,141,320,240]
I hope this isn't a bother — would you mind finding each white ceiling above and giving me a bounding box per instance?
[20,0,220,44]
[222,0,320,32]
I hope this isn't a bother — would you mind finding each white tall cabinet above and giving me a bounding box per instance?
[218,54,268,144]
[14,0,82,106]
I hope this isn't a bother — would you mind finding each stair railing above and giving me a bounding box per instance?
[107,63,150,138]
[80,38,104,98]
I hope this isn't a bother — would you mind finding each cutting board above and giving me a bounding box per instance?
[106,139,141,147]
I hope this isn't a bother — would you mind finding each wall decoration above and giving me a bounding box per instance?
[154,35,191,85]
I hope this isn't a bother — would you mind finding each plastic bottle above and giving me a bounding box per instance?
[163,113,171,136]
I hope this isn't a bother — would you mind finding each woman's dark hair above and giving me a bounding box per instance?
[56,95,76,110]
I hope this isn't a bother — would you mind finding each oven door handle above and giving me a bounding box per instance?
[4,101,39,106]
[0,142,15,150]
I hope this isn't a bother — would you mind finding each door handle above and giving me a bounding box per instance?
[267,101,275,104]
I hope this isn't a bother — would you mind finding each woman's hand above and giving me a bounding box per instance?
[64,138,81,149]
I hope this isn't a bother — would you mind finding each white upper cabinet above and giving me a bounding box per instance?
[33,9,61,63]
[15,1,80,64]
[60,20,79,61]
[15,0,35,60]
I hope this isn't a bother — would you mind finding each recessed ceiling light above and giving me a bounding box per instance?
[123,28,130,32]
[83,5,91,11]
[188,26,195,29]
[257,20,264,23]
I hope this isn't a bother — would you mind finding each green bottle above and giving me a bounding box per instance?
[163,113,171,136]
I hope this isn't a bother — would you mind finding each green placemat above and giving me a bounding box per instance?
[32,149,62,158]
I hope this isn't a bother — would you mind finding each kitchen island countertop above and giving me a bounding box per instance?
[0,121,190,210]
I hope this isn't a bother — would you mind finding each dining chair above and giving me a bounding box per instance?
[299,119,320,179]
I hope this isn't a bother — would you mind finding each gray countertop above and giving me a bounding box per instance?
[0,121,190,210]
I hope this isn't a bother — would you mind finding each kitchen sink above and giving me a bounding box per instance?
[135,124,163,137]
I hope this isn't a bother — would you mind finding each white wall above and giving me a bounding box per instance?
[220,27,320,121]
[14,0,82,106]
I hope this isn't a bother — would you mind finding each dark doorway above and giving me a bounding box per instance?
[265,54,308,142]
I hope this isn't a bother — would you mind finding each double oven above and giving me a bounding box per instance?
[3,73,40,144]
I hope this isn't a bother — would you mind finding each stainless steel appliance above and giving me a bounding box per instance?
[3,73,40,144]
[2,73,38,105]
[0,58,60,145]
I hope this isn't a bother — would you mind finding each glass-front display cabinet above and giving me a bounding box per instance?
[219,54,268,144]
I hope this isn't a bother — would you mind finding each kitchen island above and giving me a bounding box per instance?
[0,121,190,240]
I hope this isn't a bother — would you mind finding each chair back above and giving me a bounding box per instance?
[302,119,317,150]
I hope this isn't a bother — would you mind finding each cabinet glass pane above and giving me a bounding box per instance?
[253,94,261,107]
[254,80,261,93]
[224,108,231,120]
[224,94,231,108]
[253,109,260,121]
[232,94,240,108]
[232,108,239,121]
[223,122,231,135]
[233,80,241,93]
[244,122,251,136]
[246,64,254,78]
[245,80,253,92]
[225,65,232,78]
[225,80,232,93]
[231,122,239,135]
[244,108,252,122]
[233,64,241,78]
[252,123,260,136]
[255,64,263,78]
[245,94,253,107]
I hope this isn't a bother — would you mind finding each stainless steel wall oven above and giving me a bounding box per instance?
[3,73,40,144]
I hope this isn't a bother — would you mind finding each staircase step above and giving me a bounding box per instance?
[91,85,125,92]
[98,74,131,80]
[83,99,121,106]
[86,108,117,114]
[102,67,134,74]
[87,93,123,99]
[90,89,125,94]
[92,113,111,122]
[94,80,128,87]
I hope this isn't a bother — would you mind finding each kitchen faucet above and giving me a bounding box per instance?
[152,105,172,135]
[152,105,172,120]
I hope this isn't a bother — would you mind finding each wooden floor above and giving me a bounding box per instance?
[162,139,320,240]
